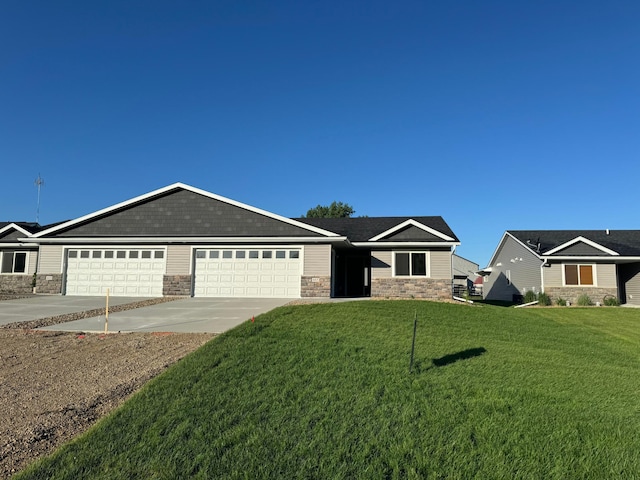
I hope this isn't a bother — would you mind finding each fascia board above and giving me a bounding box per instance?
[24,236,349,244]
[368,219,455,242]
[542,236,619,256]
[0,242,38,248]
[33,183,341,238]
[352,241,459,248]
[0,223,33,237]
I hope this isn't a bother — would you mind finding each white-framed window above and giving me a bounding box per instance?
[563,264,595,286]
[393,251,428,277]
[1,251,27,274]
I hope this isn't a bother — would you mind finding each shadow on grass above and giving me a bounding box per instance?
[433,347,487,367]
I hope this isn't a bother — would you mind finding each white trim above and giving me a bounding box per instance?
[392,251,431,278]
[561,263,598,287]
[368,219,455,242]
[543,236,619,256]
[0,223,34,237]
[542,256,633,261]
[0,243,38,248]
[33,183,341,238]
[352,241,459,248]
[25,236,349,245]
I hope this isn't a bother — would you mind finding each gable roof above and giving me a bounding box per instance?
[0,222,42,236]
[295,217,460,244]
[508,230,640,257]
[32,183,341,240]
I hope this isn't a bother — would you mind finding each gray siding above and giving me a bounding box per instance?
[484,235,542,302]
[370,249,451,279]
[28,251,38,275]
[553,242,611,256]
[303,244,331,276]
[371,251,392,278]
[0,230,24,242]
[166,245,191,275]
[621,263,640,305]
[384,225,442,242]
[430,249,452,279]
[597,263,617,288]
[38,245,63,274]
[52,189,325,238]
[545,262,617,288]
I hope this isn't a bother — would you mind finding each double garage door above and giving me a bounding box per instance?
[65,247,302,298]
[65,248,166,297]
[194,248,301,298]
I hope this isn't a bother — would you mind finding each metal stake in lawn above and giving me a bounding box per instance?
[104,289,110,334]
[409,310,418,373]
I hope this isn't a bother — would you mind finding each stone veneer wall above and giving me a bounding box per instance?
[372,278,451,300]
[35,274,63,294]
[0,275,34,295]
[301,276,331,297]
[163,275,192,296]
[544,287,618,305]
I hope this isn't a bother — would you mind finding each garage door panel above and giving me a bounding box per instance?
[194,248,301,298]
[65,249,165,297]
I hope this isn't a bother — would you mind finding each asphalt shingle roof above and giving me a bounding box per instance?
[294,216,459,243]
[508,230,640,257]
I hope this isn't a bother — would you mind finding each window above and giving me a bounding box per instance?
[564,264,594,286]
[141,251,152,259]
[209,251,219,259]
[276,250,286,259]
[92,251,102,258]
[129,251,139,259]
[394,252,427,276]
[154,251,164,259]
[68,250,78,258]
[236,251,246,259]
[196,251,206,259]
[249,250,259,259]
[117,251,127,259]
[1,252,27,273]
[104,251,114,259]
[223,251,233,259]
[80,251,90,258]
[289,251,300,259]
[262,251,272,259]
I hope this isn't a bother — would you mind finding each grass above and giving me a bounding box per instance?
[17,301,640,479]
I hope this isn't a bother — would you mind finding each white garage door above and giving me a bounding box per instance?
[65,248,166,297]
[194,248,301,298]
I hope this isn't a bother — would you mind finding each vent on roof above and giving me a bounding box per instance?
[606,229,610,235]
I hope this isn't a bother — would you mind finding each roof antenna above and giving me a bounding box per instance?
[35,173,45,224]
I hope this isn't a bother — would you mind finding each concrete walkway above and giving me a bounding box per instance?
[0,295,149,326]
[41,297,291,333]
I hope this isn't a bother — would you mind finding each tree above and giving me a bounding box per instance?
[303,201,355,218]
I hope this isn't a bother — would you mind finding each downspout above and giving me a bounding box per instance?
[451,245,457,297]
[540,257,548,293]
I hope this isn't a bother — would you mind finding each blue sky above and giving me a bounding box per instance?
[2,1,639,266]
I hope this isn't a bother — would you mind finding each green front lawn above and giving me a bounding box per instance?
[18,302,640,479]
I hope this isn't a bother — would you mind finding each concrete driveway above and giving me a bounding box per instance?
[40,297,291,333]
[0,296,149,326]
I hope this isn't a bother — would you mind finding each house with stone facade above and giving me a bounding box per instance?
[3,183,461,300]
[0,222,44,294]
[480,230,640,305]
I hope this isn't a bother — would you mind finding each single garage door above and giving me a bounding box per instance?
[65,248,166,296]
[194,247,301,298]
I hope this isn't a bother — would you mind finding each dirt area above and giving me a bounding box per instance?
[0,328,214,478]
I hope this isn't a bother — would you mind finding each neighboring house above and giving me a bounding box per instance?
[0,222,43,294]
[451,254,480,294]
[6,183,461,300]
[480,230,640,305]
